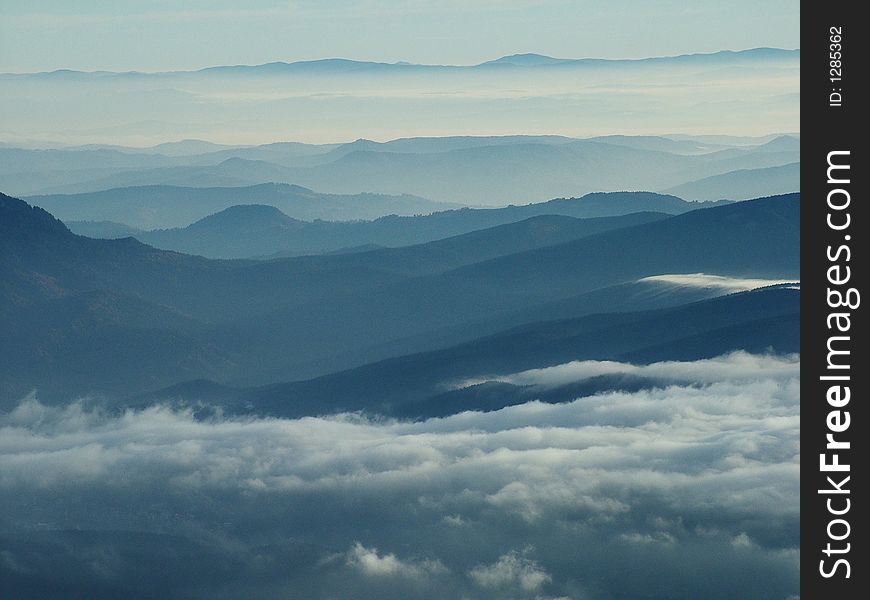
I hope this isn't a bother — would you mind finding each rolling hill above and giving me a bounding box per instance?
[663,162,799,202]
[137,207,671,260]
[30,183,452,229]
[50,190,719,259]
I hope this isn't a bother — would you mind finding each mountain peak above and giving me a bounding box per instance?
[187,204,303,232]
[483,53,564,66]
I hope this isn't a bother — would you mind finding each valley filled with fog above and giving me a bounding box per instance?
[0,41,800,600]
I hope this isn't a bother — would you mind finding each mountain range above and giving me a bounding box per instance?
[0,191,799,403]
[3,49,799,78]
[9,136,799,203]
[0,39,802,600]
[31,183,455,229]
[0,48,799,162]
[151,286,797,420]
[62,191,716,258]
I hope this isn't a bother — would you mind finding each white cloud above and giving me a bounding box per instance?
[469,548,551,592]
[0,352,800,598]
[456,350,799,390]
[346,542,446,578]
[640,273,798,292]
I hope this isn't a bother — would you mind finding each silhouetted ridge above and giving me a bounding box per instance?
[0,192,70,237]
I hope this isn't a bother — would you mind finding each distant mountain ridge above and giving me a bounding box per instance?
[664,162,799,202]
[139,207,672,259]
[1,47,799,167]
[64,191,722,258]
[4,134,800,203]
[16,138,796,203]
[1,48,800,77]
[31,183,455,229]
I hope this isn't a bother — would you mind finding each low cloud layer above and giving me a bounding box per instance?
[641,273,799,292]
[458,350,799,390]
[0,352,799,599]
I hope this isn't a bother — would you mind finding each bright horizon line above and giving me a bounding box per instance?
[0,46,800,76]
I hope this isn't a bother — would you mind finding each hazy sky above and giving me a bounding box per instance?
[0,0,799,72]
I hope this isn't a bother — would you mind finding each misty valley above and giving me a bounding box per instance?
[0,40,800,600]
